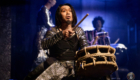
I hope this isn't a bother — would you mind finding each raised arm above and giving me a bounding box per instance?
[41,28,64,49]
[76,27,89,49]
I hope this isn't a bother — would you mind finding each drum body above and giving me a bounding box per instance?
[96,32,110,45]
[75,45,118,78]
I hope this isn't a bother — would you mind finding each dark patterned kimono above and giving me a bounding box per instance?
[24,27,88,80]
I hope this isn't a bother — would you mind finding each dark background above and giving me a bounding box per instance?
[0,0,140,80]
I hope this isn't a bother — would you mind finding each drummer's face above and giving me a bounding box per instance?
[60,5,73,24]
[96,20,102,30]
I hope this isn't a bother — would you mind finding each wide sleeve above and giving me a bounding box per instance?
[76,27,89,49]
[41,28,64,49]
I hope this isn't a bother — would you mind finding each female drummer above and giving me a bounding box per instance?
[92,16,110,45]
[23,3,88,80]
[41,3,88,79]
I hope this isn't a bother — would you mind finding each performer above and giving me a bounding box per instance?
[92,16,110,45]
[31,0,56,70]
[36,0,56,31]
[25,3,88,80]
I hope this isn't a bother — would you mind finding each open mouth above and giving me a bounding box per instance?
[66,16,71,19]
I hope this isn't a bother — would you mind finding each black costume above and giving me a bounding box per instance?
[42,27,88,58]
[25,27,88,80]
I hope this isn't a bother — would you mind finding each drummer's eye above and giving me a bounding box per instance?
[61,9,66,12]
[61,10,66,12]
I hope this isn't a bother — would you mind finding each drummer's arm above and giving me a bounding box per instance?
[77,27,89,49]
[41,28,64,49]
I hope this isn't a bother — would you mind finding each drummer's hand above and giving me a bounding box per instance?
[62,29,75,39]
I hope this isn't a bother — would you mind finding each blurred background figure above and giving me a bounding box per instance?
[86,16,110,45]
[92,16,110,45]
[31,0,56,71]
[36,0,56,31]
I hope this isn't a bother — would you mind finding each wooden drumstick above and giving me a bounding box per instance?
[114,38,120,44]
[67,13,89,39]
[73,13,89,30]
[92,36,99,45]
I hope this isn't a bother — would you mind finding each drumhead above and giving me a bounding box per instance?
[75,45,115,59]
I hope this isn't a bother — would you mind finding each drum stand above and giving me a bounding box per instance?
[111,71,120,80]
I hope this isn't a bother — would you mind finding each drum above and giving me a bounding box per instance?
[75,45,118,78]
[96,32,108,37]
[96,32,110,45]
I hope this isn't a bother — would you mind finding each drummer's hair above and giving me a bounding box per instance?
[55,3,77,27]
[92,16,105,28]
